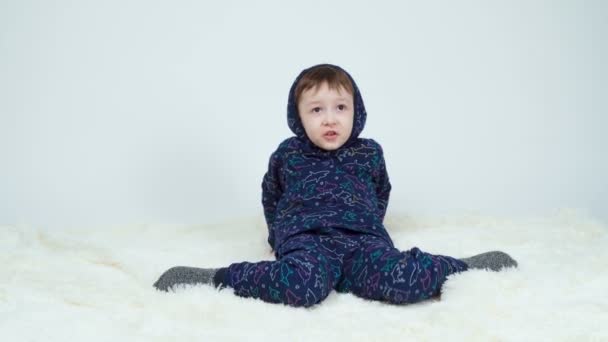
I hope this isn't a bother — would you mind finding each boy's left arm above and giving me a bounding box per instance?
[371,141,392,222]
[261,149,284,250]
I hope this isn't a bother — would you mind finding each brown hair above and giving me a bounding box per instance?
[294,65,354,105]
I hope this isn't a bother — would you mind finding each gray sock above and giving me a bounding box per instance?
[460,251,518,271]
[153,266,219,292]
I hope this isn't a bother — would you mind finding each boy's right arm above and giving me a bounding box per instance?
[261,150,284,250]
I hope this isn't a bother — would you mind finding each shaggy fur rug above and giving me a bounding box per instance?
[2,210,607,341]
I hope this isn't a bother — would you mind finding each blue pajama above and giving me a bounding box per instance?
[219,228,468,307]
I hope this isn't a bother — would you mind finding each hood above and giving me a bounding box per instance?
[287,64,367,152]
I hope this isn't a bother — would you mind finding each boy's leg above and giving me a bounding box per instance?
[215,234,340,307]
[342,235,468,304]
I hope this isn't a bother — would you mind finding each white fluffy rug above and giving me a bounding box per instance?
[2,210,607,341]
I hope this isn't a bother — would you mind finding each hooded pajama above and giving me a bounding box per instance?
[214,64,468,307]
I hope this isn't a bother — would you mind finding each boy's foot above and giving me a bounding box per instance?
[153,266,219,292]
[459,251,518,271]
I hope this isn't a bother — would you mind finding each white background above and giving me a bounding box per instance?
[1,0,606,228]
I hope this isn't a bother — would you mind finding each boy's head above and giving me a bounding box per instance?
[287,64,366,152]
[295,66,354,151]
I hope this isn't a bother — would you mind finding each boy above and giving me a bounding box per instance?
[153,64,517,307]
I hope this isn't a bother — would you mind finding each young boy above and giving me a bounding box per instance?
[153,64,517,307]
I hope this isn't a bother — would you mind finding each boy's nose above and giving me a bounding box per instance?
[323,112,338,125]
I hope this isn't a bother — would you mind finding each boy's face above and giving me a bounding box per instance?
[297,82,354,151]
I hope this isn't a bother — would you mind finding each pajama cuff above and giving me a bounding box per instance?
[213,267,230,289]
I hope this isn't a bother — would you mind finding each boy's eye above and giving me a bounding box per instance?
[337,104,347,111]
[312,107,321,113]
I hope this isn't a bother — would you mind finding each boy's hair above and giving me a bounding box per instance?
[295,65,354,105]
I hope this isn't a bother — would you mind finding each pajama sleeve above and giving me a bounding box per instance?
[371,141,391,222]
[261,150,284,249]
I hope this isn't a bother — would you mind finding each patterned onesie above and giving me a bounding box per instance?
[213,64,468,307]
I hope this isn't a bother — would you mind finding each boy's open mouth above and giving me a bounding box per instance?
[324,131,338,137]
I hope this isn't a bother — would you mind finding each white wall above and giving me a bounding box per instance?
[1,0,606,228]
